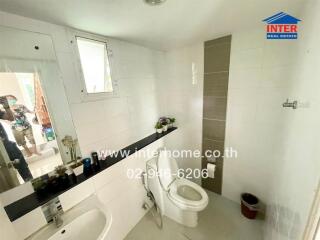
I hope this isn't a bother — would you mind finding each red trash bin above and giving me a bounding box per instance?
[241,193,259,219]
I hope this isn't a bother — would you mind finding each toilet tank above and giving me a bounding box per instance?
[157,150,179,191]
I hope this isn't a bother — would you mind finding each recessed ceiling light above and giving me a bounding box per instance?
[144,0,166,6]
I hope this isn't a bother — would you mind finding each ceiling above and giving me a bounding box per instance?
[0,0,305,50]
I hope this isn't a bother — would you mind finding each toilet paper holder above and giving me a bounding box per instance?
[206,155,216,163]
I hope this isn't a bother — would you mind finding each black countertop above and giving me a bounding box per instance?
[4,127,177,222]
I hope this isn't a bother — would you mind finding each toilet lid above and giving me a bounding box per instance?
[157,150,179,191]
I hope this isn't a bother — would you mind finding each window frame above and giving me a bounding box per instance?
[70,30,119,101]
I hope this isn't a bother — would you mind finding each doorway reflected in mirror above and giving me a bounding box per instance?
[0,72,63,184]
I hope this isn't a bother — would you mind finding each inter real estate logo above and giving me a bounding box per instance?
[263,12,301,39]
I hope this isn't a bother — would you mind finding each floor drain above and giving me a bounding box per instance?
[179,233,192,240]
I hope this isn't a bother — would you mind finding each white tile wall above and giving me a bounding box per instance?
[0,200,19,240]
[0,10,165,240]
[59,179,95,211]
[2,3,319,240]
[68,38,163,157]
[12,207,47,239]
[263,1,320,239]
[224,4,320,240]
[230,47,264,69]
[223,28,297,203]
[157,43,204,184]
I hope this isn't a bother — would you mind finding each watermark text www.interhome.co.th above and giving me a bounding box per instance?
[97,147,238,160]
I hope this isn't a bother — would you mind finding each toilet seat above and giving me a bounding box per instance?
[168,178,208,211]
[146,152,210,227]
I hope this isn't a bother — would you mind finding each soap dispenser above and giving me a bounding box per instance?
[91,152,101,171]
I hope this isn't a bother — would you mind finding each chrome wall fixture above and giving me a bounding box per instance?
[144,0,166,6]
[282,99,298,109]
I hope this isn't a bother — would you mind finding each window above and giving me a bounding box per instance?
[76,37,113,93]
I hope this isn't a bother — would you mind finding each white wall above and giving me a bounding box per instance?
[0,199,19,240]
[157,11,320,239]
[223,28,298,203]
[0,73,25,103]
[157,43,204,184]
[67,38,164,157]
[0,10,166,240]
[263,1,320,239]
[2,3,319,240]
[222,2,320,239]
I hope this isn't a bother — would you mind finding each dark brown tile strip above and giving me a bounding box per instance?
[202,35,231,194]
[204,72,229,97]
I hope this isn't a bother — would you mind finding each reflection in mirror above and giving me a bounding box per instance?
[0,26,81,195]
[0,72,62,184]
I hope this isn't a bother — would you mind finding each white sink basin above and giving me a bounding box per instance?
[28,195,112,240]
[48,209,105,240]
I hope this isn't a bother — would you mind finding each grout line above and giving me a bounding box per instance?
[203,138,225,143]
[204,96,228,98]
[204,71,229,75]
[203,117,226,122]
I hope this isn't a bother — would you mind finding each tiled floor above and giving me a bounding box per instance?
[17,153,62,183]
[125,191,263,240]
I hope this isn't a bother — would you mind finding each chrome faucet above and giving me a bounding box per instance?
[50,203,63,228]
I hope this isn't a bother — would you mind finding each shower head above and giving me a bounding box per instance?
[144,0,166,6]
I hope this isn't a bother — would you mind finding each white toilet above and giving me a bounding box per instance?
[145,150,209,227]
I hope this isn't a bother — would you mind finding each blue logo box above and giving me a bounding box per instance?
[267,33,298,39]
[263,12,301,40]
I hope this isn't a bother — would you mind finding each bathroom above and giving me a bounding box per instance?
[0,0,319,239]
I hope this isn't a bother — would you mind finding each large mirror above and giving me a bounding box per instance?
[0,26,81,194]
